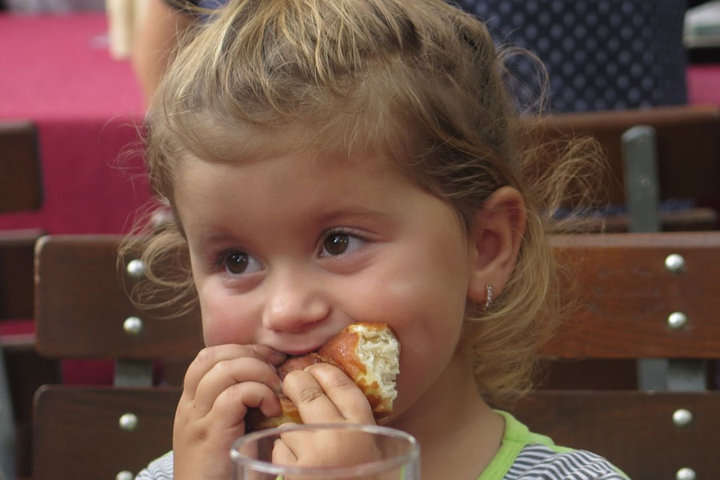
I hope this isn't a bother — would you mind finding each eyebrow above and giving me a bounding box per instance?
[312,207,394,225]
[194,207,394,244]
[196,231,241,246]
[188,202,393,247]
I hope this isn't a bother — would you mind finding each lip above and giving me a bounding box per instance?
[262,322,348,357]
[279,343,325,356]
[271,330,340,356]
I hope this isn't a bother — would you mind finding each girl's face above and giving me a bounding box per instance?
[174,149,476,416]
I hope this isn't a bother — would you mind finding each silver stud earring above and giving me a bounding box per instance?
[485,284,493,309]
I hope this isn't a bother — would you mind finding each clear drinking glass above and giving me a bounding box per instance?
[231,423,420,479]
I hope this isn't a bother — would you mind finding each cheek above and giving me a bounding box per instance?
[346,256,468,392]
[198,283,257,346]
[391,278,466,378]
[365,243,469,402]
[365,238,470,338]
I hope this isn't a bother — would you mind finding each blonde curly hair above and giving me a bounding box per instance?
[123,0,603,406]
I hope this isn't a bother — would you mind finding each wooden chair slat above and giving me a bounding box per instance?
[32,386,180,480]
[541,104,720,130]
[513,391,720,480]
[589,207,717,233]
[544,232,720,358]
[34,232,720,359]
[0,230,44,321]
[0,121,42,214]
[34,235,204,359]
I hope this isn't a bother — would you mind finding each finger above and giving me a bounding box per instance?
[184,344,285,397]
[272,438,298,466]
[304,364,374,423]
[211,381,282,428]
[282,368,345,424]
[192,356,283,416]
[283,370,345,423]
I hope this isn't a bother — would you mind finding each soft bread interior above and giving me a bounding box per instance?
[350,323,400,410]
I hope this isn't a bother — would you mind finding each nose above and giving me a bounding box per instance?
[262,267,331,333]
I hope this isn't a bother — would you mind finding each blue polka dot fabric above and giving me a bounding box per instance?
[456,0,688,112]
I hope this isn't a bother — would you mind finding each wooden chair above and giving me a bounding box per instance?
[0,229,48,480]
[531,105,720,232]
[1,120,44,480]
[33,235,202,480]
[511,231,720,480]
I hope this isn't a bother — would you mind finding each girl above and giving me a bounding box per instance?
[129,0,626,478]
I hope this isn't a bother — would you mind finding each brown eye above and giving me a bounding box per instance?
[323,233,350,256]
[224,251,249,274]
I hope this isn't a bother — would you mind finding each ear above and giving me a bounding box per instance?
[466,186,527,306]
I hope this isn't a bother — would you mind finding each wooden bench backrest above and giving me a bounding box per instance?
[32,232,720,480]
[522,231,720,479]
[36,232,720,360]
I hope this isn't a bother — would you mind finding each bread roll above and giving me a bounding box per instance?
[246,322,400,430]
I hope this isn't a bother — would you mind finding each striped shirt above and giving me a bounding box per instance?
[500,445,627,480]
[135,411,629,479]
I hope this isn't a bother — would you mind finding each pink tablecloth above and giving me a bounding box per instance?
[0,13,150,235]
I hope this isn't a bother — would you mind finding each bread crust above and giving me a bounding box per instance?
[246,322,398,431]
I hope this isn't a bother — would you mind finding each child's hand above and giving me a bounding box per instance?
[272,363,380,469]
[172,344,286,480]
